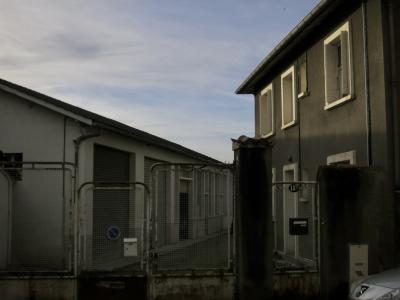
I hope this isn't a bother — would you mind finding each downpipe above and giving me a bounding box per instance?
[72,127,102,277]
[362,0,372,166]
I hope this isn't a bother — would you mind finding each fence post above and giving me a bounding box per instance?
[232,136,273,300]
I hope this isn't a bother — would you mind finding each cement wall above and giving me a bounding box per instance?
[148,271,319,300]
[0,277,76,300]
[319,166,395,300]
[149,273,234,300]
[273,271,319,300]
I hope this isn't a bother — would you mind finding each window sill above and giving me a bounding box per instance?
[281,120,297,130]
[261,131,275,139]
[297,91,309,100]
[324,94,353,110]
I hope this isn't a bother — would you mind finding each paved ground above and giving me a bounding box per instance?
[157,232,232,270]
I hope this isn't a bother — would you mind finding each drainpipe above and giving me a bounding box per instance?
[72,126,102,276]
[362,0,372,166]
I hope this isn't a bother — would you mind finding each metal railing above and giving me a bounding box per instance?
[149,163,234,272]
[272,181,319,271]
[77,181,149,273]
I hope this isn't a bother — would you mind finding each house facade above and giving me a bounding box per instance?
[236,0,400,266]
[0,79,233,298]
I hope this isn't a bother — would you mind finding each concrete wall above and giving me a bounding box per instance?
[0,278,76,300]
[318,166,395,300]
[273,271,319,300]
[149,273,234,300]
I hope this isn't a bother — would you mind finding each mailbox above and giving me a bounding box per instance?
[123,238,138,257]
[289,218,309,235]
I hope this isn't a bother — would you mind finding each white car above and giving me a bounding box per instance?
[349,268,400,299]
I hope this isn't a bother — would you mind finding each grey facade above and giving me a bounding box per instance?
[237,0,400,266]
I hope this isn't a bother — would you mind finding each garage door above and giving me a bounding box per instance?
[92,145,130,270]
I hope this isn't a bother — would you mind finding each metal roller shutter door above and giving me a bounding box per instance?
[92,145,130,269]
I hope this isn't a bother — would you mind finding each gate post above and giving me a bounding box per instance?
[232,136,273,300]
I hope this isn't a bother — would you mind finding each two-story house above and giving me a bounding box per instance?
[236,0,400,270]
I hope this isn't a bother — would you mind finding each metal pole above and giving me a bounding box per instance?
[232,136,273,300]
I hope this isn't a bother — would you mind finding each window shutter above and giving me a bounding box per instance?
[325,44,338,103]
[340,31,349,96]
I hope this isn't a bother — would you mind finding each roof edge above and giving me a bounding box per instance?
[0,78,221,164]
[235,0,335,95]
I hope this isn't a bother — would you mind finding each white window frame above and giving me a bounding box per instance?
[281,66,297,129]
[282,162,299,258]
[259,83,274,138]
[327,150,356,165]
[324,21,353,110]
[297,54,308,99]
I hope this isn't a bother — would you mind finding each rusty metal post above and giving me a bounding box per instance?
[232,136,273,300]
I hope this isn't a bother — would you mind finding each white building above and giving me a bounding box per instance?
[0,78,232,286]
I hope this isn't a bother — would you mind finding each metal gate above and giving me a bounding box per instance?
[272,181,319,270]
[78,181,149,273]
[149,163,234,272]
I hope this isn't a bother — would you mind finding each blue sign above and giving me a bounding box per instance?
[106,225,121,240]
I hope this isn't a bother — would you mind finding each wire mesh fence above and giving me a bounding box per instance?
[272,181,319,270]
[0,162,75,273]
[150,163,234,272]
[78,182,149,273]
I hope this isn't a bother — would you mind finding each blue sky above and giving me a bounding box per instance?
[0,0,319,161]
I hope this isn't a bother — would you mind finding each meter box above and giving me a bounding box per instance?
[123,238,138,257]
[349,244,368,284]
[289,218,309,235]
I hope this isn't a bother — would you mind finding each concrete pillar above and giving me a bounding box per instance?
[232,136,273,300]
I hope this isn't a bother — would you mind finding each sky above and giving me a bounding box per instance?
[0,0,319,162]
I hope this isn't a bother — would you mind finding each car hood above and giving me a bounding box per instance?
[362,268,400,289]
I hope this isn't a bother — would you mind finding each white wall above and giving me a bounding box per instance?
[0,91,78,270]
[0,89,215,271]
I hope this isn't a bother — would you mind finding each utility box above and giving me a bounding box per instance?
[124,238,138,257]
[349,244,368,284]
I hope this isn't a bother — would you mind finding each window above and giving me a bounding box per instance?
[327,150,356,165]
[324,21,353,109]
[259,83,274,137]
[297,54,308,98]
[281,66,296,129]
[1,152,23,181]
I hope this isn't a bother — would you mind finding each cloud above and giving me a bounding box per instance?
[0,0,319,161]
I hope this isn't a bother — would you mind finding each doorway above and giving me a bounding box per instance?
[179,180,191,240]
[283,163,298,257]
